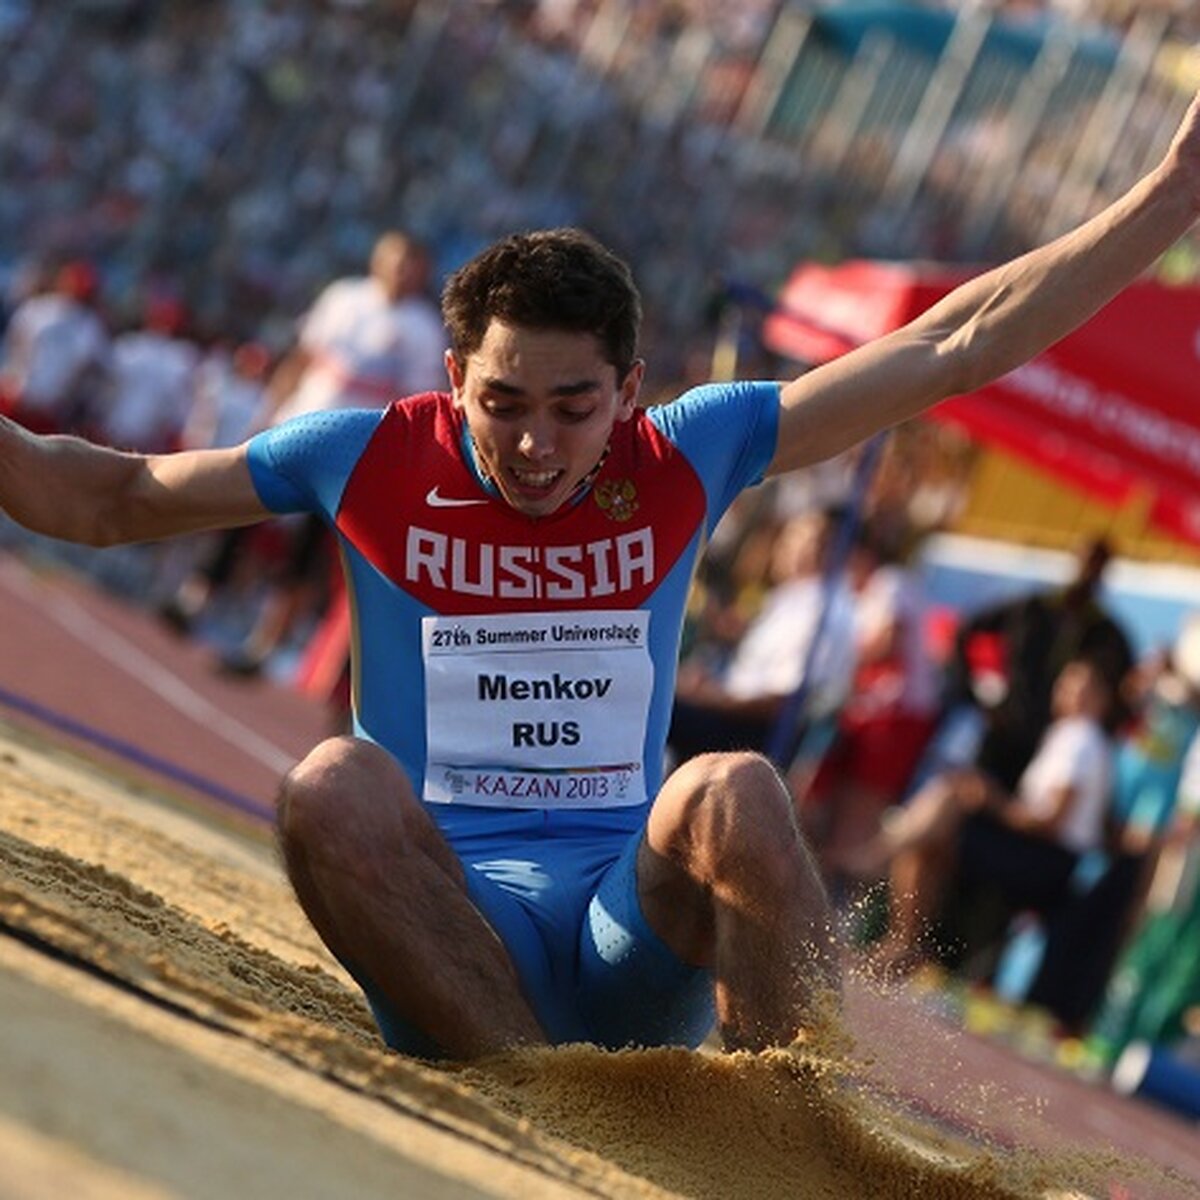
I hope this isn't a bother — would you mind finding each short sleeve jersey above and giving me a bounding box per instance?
[248,383,779,836]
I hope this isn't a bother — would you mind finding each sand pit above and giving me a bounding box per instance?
[0,718,1196,1200]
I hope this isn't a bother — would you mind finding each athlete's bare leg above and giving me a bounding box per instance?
[639,751,841,1052]
[277,736,545,1058]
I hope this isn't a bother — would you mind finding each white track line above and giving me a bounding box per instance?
[0,557,297,774]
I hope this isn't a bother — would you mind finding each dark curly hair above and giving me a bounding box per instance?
[441,228,642,379]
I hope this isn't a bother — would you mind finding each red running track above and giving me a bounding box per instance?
[0,551,329,817]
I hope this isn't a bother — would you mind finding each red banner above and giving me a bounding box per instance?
[764,260,1200,544]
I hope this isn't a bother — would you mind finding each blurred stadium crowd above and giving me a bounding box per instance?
[2,0,1199,366]
[1,0,1199,1113]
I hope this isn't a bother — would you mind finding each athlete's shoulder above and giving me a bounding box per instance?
[391,389,454,415]
[651,379,781,422]
[642,380,779,452]
[340,391,464,502]
[270,391,454,458]
[384,390,458,440]
[638,381,781,520]
[248,405,393,514]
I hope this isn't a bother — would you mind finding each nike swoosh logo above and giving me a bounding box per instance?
[425,486,489,508]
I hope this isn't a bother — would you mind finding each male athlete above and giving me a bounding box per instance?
[4,93,1200,1060]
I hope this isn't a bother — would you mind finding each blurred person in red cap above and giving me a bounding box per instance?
[57,260,100,304]
[939,536,1134,793]
[92,292,200,454]
[0,258,110,435]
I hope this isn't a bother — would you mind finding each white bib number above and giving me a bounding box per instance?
[422,610,653,808]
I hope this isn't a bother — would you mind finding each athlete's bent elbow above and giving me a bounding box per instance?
[85,493,149,547]
[80,510,129,548]
[932,324,994,400]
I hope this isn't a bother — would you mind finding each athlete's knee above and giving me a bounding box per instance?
[656,751,801,881]
[277,735,413,850]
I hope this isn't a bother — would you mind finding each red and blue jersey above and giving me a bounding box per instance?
[247,382,779,837]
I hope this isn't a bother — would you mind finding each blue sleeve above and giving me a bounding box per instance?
[647,381,780,530]
[247,408,386,517]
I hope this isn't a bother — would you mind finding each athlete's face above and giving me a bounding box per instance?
[447,321,643,519]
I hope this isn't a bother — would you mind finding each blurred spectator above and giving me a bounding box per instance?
[851,658,1115,977]
[93,294,199,452]
[1,0,1192,397]
[1110,615,1200,855]
[937,536,1134,793]
[680,491,782,676]
[803,521,941,882]
[668,506,857,768]
[151,338,275,622]
[179,340,272,453]
[0,260,110,435]
[266,230,446,424]
[1088,735,1200,1068]
[161,231,446,686]
[771,451,858,522]
[1008,626,1200,1031]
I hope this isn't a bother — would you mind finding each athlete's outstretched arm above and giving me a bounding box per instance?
[0,416,269,546]
[768,90,1200,475]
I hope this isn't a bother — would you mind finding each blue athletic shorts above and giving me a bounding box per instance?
[352,823,715,1059]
